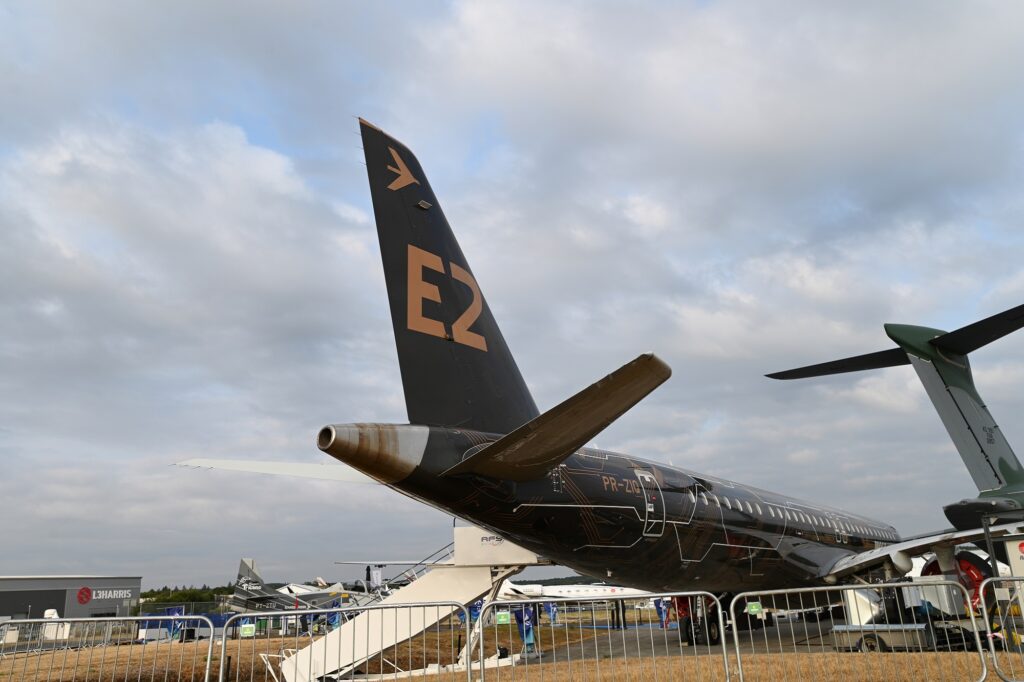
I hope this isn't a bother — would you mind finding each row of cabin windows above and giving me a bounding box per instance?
[687,489,897,541]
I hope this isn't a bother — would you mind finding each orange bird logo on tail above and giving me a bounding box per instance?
[386,147,420,191]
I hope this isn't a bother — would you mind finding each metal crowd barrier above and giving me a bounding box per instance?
[728,580,987,682]
[980,576,1024,681]
[4,583,1007,682]
[219,601,471,682]
[0,614,214,682]
[474,591,731,681]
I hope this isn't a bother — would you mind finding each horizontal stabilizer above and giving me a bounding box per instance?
[443,353,671,481]
[176,458,375,483]
[766,347,908,380]
[931,303,1024,355]
[765,302,1024,495]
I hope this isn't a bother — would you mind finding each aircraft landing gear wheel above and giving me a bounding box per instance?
[679,616,694,645]
[855,634,888,653]
[706,619,721,646]
[695,618,721,646]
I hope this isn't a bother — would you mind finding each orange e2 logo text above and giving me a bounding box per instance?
[407,244,487,352]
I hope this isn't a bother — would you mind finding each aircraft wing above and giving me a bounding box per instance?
[176,458,375,483]
[334,560,434,565]
[822,520,1024,579]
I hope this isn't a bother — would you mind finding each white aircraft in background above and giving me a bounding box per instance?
[497,581,650,600]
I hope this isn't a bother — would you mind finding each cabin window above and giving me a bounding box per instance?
[755,503,762,515]
[784,510,792,520]
[700,493,707,505]
[723,497,732,510]
[712,495,720,507]
[745,501,753,514]
[688,490,696,503]
[769,507,775,518]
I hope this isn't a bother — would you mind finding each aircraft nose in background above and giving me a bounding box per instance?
[317,423,429,484]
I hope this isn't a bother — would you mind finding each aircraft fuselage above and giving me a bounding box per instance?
[319,423,899,593]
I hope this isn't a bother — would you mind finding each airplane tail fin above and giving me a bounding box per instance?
[768,304,1024,497]
[358,119,538,434]
[235,558,267,594]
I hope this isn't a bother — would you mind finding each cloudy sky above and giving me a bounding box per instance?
[3,2,1024,589]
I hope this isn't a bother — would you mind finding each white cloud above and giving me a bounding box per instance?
[3,1,1024,587]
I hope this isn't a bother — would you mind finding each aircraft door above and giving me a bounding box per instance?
[635,470,665,537]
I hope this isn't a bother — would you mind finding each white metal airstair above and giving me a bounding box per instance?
[279,526,544,682]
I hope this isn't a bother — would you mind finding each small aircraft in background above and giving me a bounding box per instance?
[229,558,376,612]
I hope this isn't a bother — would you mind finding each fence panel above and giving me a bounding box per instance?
[729,580,987,682]
[980,576,1024,681]
[474,591,731,682]
[219,601,471,682]
[0,614,214,682]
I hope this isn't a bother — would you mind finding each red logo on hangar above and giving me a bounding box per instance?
[77,587,92,605]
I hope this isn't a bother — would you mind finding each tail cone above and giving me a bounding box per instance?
[316,423,429,483]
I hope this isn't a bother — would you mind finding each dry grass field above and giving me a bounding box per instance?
[0,623,1005,682]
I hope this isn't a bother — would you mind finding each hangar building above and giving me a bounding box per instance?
[0,576,142,619]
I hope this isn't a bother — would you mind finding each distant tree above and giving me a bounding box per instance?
[141,583,235,603]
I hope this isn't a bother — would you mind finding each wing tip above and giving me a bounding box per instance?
[639,352,673,380]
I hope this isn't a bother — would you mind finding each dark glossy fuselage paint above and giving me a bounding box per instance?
[322,424,899,593]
